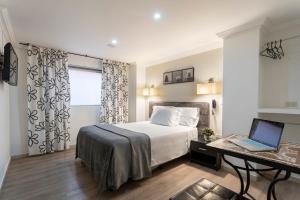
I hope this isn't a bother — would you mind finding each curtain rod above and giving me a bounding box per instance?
[19,42,131,65]
[69,65,102,73]
[19,42,103,61]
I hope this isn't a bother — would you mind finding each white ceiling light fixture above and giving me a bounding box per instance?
[153,12,161,20]
[108,39,118,48]
[111,39,118,45]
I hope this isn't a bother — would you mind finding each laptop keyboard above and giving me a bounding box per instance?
[230,138,275,151]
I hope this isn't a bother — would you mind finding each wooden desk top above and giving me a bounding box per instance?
[207,135,300,171]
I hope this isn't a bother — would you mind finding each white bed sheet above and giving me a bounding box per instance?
[115,121,198,167]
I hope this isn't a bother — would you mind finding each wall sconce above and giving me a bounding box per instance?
[197,78,221,114]
[143,85,156,97]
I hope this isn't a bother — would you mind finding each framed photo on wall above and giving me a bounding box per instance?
[163,72,173,84]
[182,67,194,82]
[163,67,194,84]
[172,70,183,83]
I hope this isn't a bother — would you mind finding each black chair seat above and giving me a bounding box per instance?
[170,178,249,200]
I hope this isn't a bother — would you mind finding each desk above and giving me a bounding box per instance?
[207,135,300,200]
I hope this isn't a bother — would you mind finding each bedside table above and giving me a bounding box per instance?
[190,136,221,170]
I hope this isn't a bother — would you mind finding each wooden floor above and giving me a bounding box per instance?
[0,149,299,200]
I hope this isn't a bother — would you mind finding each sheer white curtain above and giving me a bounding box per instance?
[100,60,129,123]
[27,45,71,155]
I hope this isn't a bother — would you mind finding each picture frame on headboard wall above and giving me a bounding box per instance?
[163,72,173,84]
[182,67,194,82]
[163,67,194,84]
[172,70,183,83]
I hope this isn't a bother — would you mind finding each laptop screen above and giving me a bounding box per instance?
[249,119,284,149]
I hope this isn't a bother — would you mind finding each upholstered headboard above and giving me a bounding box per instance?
[149,101,210,130]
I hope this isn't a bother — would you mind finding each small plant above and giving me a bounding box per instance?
[201,128,215,141]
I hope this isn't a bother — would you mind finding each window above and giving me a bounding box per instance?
[69,67,101,106]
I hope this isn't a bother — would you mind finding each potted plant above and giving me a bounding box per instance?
[201,128,215,142]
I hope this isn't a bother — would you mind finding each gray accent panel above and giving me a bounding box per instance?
[149,101,210,130]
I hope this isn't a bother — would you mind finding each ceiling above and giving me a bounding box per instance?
[2,0,300,66]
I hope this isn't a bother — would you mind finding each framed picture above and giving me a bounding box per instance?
[172,70,183,83]
[182,67,194,82]
[163,72,173,84]
[163,67,194,84]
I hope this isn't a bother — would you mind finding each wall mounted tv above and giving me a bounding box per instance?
[2,43,18,86]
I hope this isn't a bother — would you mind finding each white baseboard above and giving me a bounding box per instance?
[222,164,259,181]
[0,156,11,190]
[11,153,28,160]
[11,146,76,160]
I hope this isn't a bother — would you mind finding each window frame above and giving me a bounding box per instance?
[68,65,102,106]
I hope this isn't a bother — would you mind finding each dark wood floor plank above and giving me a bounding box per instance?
[0,149,299,200]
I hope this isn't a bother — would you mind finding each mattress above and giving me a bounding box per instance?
[116,121,198,167]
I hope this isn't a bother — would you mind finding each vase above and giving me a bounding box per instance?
[203,135,211,142]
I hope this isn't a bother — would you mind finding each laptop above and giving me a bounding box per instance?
[228,118,284,152]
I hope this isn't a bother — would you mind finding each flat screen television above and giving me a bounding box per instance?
[2,42,18,86]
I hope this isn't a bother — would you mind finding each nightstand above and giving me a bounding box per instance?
[190,136,221,170]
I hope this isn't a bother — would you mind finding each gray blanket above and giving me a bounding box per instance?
[76,124,152,192]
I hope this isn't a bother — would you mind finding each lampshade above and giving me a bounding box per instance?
[143,88,150,96]
[149,87,156,96]
[143,86,157,96]
[197,82,218,95]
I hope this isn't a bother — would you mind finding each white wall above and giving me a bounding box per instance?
[68,54,101,70]
[9,47,27,155]
[128,63,137,122]
[220,22,262,172]
[69,106,100,144]
[260,23,300,109]
[0,10,12,189]
[222,28,261,137]
[146,49,223,134]
[135,65,146,121]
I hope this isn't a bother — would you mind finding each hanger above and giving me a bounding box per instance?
[270,42,277,59]
[260,42,275,59]
[260,39,285,60]
[278,39,284,57]
[273,41,280,59]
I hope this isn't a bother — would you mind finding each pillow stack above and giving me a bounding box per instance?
[150,106,200,127]
[177,107,200,127]
[150,106,181,126]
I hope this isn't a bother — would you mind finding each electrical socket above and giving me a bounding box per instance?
[286,101,298,108]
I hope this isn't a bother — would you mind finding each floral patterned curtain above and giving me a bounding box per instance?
[27,45,70,156]
[100,60,129,123]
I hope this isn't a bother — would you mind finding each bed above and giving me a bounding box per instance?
[76,102,209,192]
[116,121,198,167]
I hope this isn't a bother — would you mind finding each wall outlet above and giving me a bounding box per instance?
[285,101,298,108]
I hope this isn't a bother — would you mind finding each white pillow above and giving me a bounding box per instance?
[150,107,180,126]
[177,107,200,127]
[151,106,175,116]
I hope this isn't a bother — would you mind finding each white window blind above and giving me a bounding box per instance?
[69,67,101,106]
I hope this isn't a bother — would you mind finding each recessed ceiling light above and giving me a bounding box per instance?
[111,39,118,45]
[153,12,161,20]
